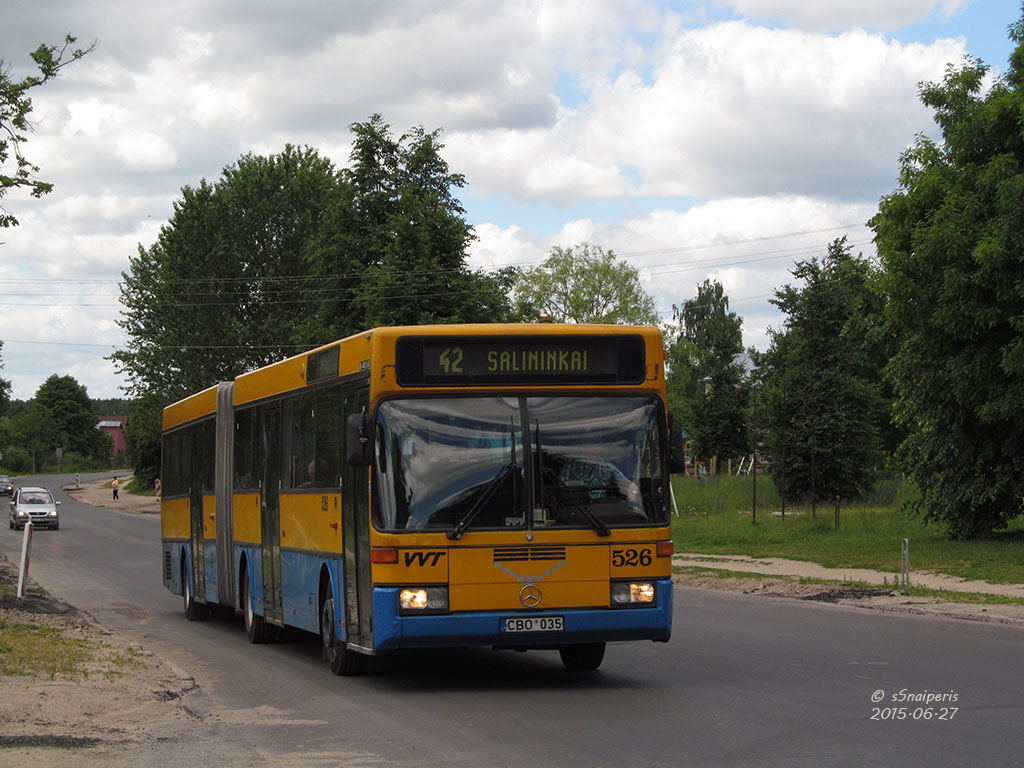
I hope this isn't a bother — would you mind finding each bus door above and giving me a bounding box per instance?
[188,427,206,602]
[342,388,373,650]
[260,405,283,626]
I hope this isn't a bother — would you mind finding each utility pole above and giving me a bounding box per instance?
[751,384,757,525]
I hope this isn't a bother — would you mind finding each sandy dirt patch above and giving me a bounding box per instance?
[0,556,220,767]
[62,474,159,515]
[673,552,1024,599]
[673,556,1024,628]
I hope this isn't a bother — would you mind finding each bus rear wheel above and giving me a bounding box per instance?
[242,568,274,643]
[559,642,606,671]
[321,595,367,676]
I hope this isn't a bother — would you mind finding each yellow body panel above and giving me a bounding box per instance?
[450,544,608,611]
[161,496,190,540]
[453,580,610,611]
[235,354,307,406]
[163,386,218,431]
[233,493,261,545]
[279,492,343,554]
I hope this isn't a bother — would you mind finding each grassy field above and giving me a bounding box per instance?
[0,620,95,678]
[671,473,1024,585]
[124,477,156,496]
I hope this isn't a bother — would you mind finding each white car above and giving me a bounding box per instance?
[9,486,60,530]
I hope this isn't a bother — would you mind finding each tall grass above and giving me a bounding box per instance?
[671,473,1024,585]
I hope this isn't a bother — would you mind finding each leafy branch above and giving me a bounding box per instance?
[0,34,96,228]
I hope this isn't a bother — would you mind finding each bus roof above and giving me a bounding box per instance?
[162,384,219,431]
[166,323,666,423]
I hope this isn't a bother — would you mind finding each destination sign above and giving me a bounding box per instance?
[396,335,645,386]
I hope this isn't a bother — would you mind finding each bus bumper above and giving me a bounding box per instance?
[372,579,672,651]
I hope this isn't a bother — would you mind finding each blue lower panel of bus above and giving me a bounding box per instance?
[203,540,218,603]
[372,580,672,651]
[280,550,336,634]
[234,545,345,638]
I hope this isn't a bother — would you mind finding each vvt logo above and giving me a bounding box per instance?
[404,551,446,567]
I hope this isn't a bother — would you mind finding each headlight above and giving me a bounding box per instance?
[611,581,656,607]
[49,510,57,517]
[16,509,27,517]
[399,586,448,614]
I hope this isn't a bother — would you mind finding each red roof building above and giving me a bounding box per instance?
[98,415,128,455]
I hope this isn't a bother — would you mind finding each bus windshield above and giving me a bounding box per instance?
[373,396,667,533]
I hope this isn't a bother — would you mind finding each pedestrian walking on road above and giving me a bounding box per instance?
[112,476,119,501]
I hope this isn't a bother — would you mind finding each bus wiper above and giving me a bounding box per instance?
[448,422,518,541]
[559,487,611,537]
[577,502,611,537]
[448,463,511,540]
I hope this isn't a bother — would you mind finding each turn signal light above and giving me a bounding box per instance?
[371,547,398,564]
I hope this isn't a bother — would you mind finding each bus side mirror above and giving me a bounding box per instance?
[346,412,374,467]
[669,419,686,475]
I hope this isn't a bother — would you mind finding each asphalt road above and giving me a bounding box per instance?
[3,473,1023,767]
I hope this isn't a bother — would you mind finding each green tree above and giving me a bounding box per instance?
[9,406,58,472]
[664,332,698,436]
[114,145,341,400]
[666,280,748,468]
[513,243,659,325]
[758,239,884,501]
[870,14,1024,537]
[0,341,11,416]
[1,35,95,228]
[309,116,515,336]
[33,374,111,464]
[123,394,162,488]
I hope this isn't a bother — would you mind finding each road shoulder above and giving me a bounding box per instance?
[673,554,1024,628]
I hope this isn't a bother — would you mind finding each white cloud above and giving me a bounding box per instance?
[446,21,964,205]
[65,97,123,136]
[468,223,542,269]
[113,131,178,171]
[714,0,973,31]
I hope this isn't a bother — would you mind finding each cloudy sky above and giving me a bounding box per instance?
[0,0,1018,400]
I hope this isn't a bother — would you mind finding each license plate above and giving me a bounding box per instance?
[502,616,564,633]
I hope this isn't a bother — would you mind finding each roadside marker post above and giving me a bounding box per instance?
[901,538,910,588]
[76,472,80,489]
[155,478,162,501]
[17,522,34,599]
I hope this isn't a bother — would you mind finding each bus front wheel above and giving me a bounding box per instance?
[559,642,606,671]
[321,595,367,676]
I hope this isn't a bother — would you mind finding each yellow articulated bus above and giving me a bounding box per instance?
[161,323,685,674]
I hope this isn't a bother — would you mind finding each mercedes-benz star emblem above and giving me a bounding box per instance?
[519,583,542,608]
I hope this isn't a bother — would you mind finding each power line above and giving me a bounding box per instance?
[0,222,872,294]
[617,223,869,258]
[0,236,873,306]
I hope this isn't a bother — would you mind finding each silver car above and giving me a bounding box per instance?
[0,475,12,496]
[9,486,60,530]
